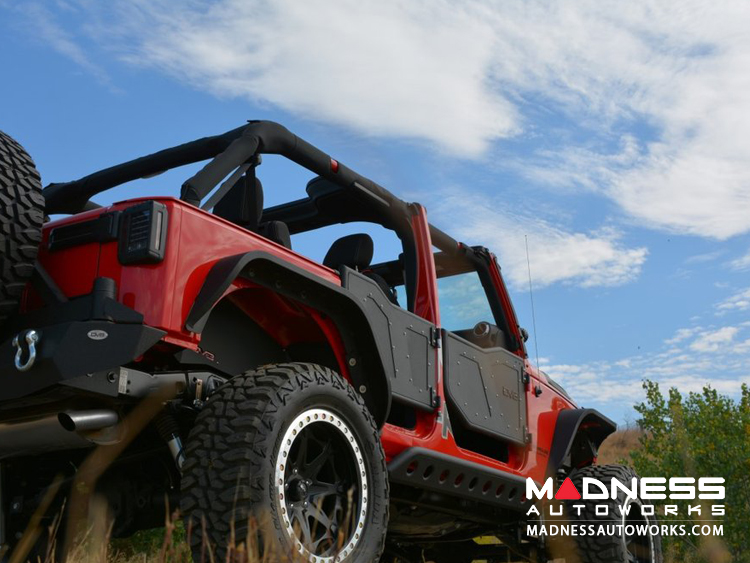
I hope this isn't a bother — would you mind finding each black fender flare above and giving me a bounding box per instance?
[185,251,392,426]
[547,408,617,477]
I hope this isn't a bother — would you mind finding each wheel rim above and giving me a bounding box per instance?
[622,497,655,563]
[275,408,368,562]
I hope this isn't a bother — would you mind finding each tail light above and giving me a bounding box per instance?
[118,201,168,264]
[48,200,168,265]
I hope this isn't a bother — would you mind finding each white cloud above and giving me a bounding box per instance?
[684,251,725,265]
[93,0,518,157]
[664,327,701,346]
[728,250,750,271]
[543,323,750,406]
[433,187,647,289]
[484,1,750,239]
[17,0,750,238]
[716,287,750,314]
[689,326,739,353]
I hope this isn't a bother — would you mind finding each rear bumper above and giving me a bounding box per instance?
[0,320,164,402]
[0,276,165,404]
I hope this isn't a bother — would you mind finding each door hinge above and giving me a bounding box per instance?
[429,386,441,409]
[522,371,530,385]
[429,327,441,348]
[524,427,532,444]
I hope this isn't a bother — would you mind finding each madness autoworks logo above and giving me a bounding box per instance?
[526,476,726,518]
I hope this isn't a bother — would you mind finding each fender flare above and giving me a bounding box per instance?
[185,251,392,426]
[547,408,617,477]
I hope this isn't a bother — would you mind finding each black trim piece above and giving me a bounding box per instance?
[48,211,120,251]
[388,447,532,513]
[184,251,393,426]
[547,408,617,477]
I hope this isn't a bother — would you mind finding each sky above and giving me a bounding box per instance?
[1,0,749,424]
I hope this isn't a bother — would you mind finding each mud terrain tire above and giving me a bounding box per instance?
[181,363,389,562]
[0,130,44,323]
[562,464,663,563]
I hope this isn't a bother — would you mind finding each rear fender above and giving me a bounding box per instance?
[547,408,617,477]
[185,251,393,426]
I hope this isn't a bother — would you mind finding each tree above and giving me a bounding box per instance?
[632,381,750,563]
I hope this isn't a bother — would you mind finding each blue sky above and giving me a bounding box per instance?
[2,0,749,424]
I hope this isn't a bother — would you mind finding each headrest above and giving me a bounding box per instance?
[259,221,292,250]
[323,233,373,270]
[214,175,264,231]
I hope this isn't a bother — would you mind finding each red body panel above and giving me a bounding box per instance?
[34,196,575,483]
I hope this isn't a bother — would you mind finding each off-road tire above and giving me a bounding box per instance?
[557,464,663,563]
[0,130,44,323]
[181,363,389,562]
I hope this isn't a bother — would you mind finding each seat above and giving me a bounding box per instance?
[323,233,374,270]
[213,174,263,231]
[258,220,292,249]
[323,234,399,305]
[213,174,292,249]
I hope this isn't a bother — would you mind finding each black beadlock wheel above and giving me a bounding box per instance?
[0,130,44,324]
[560,464,663,563]
[180,363,389,562]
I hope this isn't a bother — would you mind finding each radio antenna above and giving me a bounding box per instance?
[525,235,541,370]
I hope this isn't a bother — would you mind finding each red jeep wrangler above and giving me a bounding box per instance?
[0,123,660,563]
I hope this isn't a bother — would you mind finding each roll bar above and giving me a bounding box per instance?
[42,120,458,253]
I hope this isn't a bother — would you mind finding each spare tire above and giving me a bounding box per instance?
[0,130,44,323]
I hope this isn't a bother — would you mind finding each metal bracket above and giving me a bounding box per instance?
[429,386,442,409]
[429,327,441,348]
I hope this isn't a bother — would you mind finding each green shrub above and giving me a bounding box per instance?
[632,380,750,563]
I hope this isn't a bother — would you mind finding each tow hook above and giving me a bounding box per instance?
[12,329,39,372]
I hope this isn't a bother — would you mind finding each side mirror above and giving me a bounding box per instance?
[520,327,530,342]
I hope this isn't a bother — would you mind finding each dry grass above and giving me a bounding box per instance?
[5,419,731,562]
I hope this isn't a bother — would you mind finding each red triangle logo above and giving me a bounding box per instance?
[555,478,581,500]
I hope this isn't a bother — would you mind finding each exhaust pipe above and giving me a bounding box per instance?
[0,409,120,460]
[58,410,118,432]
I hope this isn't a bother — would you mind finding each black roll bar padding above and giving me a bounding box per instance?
[184,120,398,209]
[180,128,261,206]
[42,119,460,254]
[43,124,248,215]
[42,120,400,215]
[429,225,459,254]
